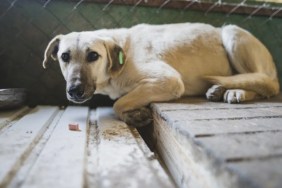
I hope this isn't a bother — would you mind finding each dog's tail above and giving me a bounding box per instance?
[204,73,280,97]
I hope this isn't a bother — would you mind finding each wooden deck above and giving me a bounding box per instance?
[0,106,174,188]
[151,95,282,188]
[0,95,282,188]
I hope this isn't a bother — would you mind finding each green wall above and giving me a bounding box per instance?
[0,0,281,106]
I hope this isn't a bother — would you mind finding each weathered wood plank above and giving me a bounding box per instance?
[0,106,59,187]
[157,106,282,122]
[8,110,65,188]
[151,95,282,188]
[228,158,282,188]
[154,102,282,112]
[172,118,282,137]
[197,131,282,160]
[90,108,174,188]
[153,110,237,188]
[0,107,29,131]
[154,95,282,112]
[153,98,282,137]
[21,106,89,188]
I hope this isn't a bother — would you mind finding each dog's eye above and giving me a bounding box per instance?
[61,52,70,62]
[87,51,99,62]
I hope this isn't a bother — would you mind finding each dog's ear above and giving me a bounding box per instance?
[104,40,126,77]
[42,35,62,69]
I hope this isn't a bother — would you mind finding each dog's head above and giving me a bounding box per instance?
[43,32,125,103]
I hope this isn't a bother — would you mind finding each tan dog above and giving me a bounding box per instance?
[43,23,280,127]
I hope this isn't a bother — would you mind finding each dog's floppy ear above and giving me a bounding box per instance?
[104,40,126,77]
[42,35,62,69]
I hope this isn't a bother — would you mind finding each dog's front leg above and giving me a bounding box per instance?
[114,77,185,127]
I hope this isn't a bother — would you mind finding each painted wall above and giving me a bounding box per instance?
[0,0,281,106]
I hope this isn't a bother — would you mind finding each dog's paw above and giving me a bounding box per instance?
[224,89,246,103]
[206,85,226,102]
[123,107,153,127]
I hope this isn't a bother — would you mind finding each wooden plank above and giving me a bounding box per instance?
[154,95,282,112]
[153,109,237,188]
[0,106,29,131]
[0,106,59,187]
[153,98,282,160]
[90,107,174,188]
[172,118,282,137]
[151,95,282,188]
[157,106,282,122]
[21,106,89,188]
[197,131,282,160]
[153,95,282,137]
[8,110,65,188]
[228,157,282,188]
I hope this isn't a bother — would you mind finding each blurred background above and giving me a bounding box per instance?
[0,0,281,107]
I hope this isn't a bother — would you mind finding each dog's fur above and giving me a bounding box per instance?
[43,23,280,127]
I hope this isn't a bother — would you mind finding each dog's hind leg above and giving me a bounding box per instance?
[223,89,258,103]
[206,85,259,103]
[205,25,279,103]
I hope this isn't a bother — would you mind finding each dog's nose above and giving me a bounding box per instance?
[68,85,84,99]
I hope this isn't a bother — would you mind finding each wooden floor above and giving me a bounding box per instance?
[0,106,174,188]
[152,95,282,188]
[1,95,282,188]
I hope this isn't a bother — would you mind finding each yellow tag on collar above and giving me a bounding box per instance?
[119,51,124,65]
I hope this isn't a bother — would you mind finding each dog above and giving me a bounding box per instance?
[43,23,280,127]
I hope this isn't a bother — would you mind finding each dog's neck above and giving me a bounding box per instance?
[94,28,141,100]
[95,77,129,100]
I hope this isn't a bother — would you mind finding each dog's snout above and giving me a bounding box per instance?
[68,85,84,99]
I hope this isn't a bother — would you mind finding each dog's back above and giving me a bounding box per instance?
[127,23,232,95]
[127,23,279,101]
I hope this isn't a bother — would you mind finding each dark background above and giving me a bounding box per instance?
[0,0,281,107]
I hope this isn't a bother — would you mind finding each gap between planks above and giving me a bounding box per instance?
[85,107,174,188]
[0,106,30,132]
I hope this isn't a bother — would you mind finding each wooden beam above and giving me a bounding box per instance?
[0,107,29,131]
[87,107,175,188]
[22,106,89,188]
[0,106,59,187]
[151,95,282,188]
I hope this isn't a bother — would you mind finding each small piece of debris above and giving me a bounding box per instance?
[68,123,80,131]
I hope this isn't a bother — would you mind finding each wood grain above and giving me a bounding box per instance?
[151,95,282,188]
[0,106,59,187]
[89,108,174,188]
[0,106,173,188]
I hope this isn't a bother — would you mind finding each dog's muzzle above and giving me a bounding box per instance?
[67,84,87,103]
